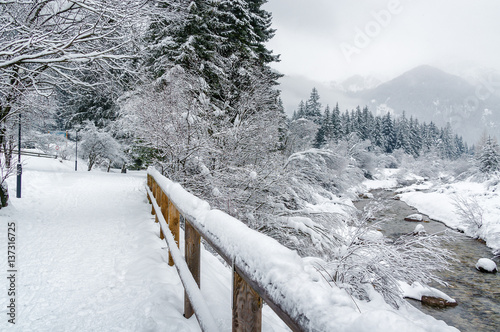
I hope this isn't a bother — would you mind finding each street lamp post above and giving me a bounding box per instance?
[75,128,78,171]
[16,113,21,198]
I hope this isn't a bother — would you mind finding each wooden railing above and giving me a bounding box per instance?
[20,150,57,159]
[146,168,308,332]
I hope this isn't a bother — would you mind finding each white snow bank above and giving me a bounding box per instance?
[400,179,500,253]
[364,177,398,190]
[363,169,427,191]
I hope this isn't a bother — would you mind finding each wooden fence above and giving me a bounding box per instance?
[146,169,307,332]
[20,150,57,159]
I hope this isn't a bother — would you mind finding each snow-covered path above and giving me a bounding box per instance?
[1,157,289,332]
[0,158,202,331]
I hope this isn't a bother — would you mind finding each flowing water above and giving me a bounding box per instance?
[354,189,500,332]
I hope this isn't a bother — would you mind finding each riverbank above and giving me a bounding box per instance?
[364,168,500,255]
[354,188,500,332]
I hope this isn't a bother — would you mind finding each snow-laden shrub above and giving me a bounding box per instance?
[314,204,456,309]
[285,146,364,196]
[374,152,398,169]
[452,194,484,237]
[336,133,376,178]
[285,118,319,154]
[448,157,475,178]
[79,122,125,171]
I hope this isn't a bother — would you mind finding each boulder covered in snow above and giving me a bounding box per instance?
[404,213,425,222]
[413,224,426,235]
[475,258,497,273]
[399,281,457,308]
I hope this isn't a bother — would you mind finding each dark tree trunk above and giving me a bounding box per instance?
[0,183,9,208]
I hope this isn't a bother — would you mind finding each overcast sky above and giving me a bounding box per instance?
[263,0,500,83]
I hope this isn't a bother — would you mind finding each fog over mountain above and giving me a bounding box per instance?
[280,65,500,144]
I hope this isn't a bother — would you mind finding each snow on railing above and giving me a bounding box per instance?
[20,150,58,159]
[146,167,350,332]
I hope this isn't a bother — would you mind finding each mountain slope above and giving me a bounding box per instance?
[354,65,500,143]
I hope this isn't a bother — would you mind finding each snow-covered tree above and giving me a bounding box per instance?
[0,0,144,125]
[331,103,342,142]
[382,112,396,153]
[395,111,412,155]
[408,116,422,157]
[478,136,500,174]
[304,88,322,124]
[79,122,125,171]
[0,0,148,204]
[293,100,306,120]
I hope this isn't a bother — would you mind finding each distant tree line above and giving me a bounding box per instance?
[292,88,470,160]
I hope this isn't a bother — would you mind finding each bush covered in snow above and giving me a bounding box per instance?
[79,122,125,171]
[452,195,484,238]
[312,204,456,308]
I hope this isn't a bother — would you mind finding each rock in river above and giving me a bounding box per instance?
[421,296,458,308]
[475,258,497,273]
[404,213,425,222]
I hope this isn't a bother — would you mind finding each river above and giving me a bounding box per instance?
[354,189,500,332]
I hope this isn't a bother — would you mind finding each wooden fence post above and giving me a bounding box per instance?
[155,180,160,200]
[147,175,152,204]
[168,200,180,266]
[232,267,262,332]
[151,180,156,216]
[160,191,169,240]
[156,188,164,226]
[184,220,201,318]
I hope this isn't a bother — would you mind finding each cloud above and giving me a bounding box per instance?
[264,0,500,82]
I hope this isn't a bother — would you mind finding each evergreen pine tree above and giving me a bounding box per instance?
[372,117,384,148]
[342,110,351,137]
[305,88,322,124]
[295,100,306,119]
[322,105,333,140]
[424,121,440,150]
[395,111,412,155]
[454,134,465,156]
[350,109,359,134]
[437,123,456,159]
[361,106,374,142]
[408,116,422,157]
[382,112,396,153]
[313,125,326,148]
[331,102,342,142]
[478,136,500,173]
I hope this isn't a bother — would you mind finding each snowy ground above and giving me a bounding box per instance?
[0,158,459,331]
[365,168,500,254]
